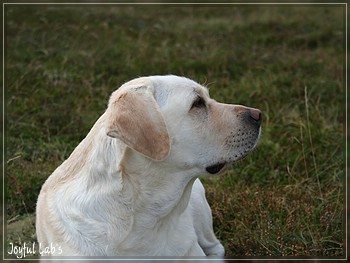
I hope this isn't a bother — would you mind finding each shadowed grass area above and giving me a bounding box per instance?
[5,4,344,258]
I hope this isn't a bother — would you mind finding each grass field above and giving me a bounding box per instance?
[4,3,345,258]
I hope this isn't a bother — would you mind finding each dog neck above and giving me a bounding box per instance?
[118,149,197,227]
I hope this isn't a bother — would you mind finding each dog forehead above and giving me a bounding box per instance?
[111,75,208,108]
[152,75,206,92]
[151,75,209,105]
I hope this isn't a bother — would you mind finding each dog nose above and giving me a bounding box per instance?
[249,108,262,125]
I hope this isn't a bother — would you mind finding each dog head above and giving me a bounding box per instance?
[106,75,261,175]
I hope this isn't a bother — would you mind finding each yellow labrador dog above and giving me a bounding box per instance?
[36,75,261,257]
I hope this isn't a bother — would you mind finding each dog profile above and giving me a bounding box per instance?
[36,75,261,256]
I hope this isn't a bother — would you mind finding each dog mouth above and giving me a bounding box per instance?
[205,127,261,175]
[205,163,227,174]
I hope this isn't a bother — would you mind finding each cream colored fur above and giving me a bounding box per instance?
[36,75,261,257]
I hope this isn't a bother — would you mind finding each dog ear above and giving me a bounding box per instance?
[106,89,170,161]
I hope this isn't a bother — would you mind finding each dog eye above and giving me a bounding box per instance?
[191,97,206,109]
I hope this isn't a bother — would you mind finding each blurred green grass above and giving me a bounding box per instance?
[5,4,344,257]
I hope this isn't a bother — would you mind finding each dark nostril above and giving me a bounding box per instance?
[249,108,262,123]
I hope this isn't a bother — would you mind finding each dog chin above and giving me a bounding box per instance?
[205,148,256,175]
